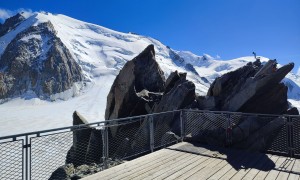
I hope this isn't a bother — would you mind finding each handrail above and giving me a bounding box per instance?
[1,109,299,140]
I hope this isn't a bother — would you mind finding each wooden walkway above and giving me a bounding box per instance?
[83,142,300,180]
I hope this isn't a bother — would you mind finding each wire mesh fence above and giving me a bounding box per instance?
[30,132,73,180]
[0,140,23,180]
[0,109,299,180]
[182,110,297,157]
[292,116,300,157]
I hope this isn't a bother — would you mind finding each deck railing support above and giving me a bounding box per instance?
[102,124,109,169]
[180,110,185,142]
[287,116,295,158]
[149,116,154,152]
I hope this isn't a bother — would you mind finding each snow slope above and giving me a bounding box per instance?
[0,12,299,136]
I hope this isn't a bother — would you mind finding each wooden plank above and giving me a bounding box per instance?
[288,159,300,180]
[84,148,179,180]
[254,155,280,180]
[164,155,211,180]
[187,158,227,180]
[142,153,201,180]
[124,151,192,180]
[276,157,295,180]
[109,150,186,180]
[173,146,234,179]
[241,154,273,180]
[220,152,263,179]
[84,142,190,179]
[230,153,266,180]
[207,151,250,180]
[188,149,245,180]
[264,156,288,180]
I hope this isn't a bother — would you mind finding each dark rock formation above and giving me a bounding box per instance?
[153,72,195,112]
[105,44,165,136]
[49,163,104,180]
[0,13,25,37]
[49,164,74,180]
[206,60,295,114]
[66,112,93,167]
[105,44,165,120]
[0,21,83,99]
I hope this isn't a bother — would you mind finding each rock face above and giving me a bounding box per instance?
[60,46,298,179]
[105,44,165,120]
[66,111,93,167]
[206,60,295,114]
[0,19,83,100]
[105,44,166,137]
[0,13,25,37]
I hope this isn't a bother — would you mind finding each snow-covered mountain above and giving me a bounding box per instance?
[0,12,299,136]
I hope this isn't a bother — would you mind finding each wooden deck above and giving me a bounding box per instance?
[83,142,300,180]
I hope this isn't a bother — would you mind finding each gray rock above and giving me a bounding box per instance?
[0,21,83,100]
[207,59,296,114]
[105,44,165,136]
[0,13,25,37]
[49,163,74,180]
[66,112,93,167]
[153,74,195,113]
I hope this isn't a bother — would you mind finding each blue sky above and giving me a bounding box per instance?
[1,0,300,72]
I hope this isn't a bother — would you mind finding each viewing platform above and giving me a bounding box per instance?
[83,142,300,180]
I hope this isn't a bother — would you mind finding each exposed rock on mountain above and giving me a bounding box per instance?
[0,21,83,99]
[0,13,25,37]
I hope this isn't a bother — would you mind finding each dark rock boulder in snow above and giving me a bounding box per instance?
[0,21,83,100]
[206,59,295,114]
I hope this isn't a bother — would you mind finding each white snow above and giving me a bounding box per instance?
[0,12,299,136]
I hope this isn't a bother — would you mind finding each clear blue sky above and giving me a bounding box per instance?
[1,0,300,72]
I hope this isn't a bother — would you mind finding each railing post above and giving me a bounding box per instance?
[149,115,154,152]
[287,116,294,158]
[180,110,185,142]
[25,135,29,180]
[102,124,109,169]
[226,113,232,147]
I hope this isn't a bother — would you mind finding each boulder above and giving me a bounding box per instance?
[49,164,74,180]
[105,44,165,137]
[66,111,93,167]
[207,59,296,114]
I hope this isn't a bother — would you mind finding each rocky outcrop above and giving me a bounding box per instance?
[206,60,295,114]
[0,13,25,37]
[49,164,74,180]
[105,44,165,137]
[66,112,93,167]
[0,21,83,100]
[49,163,104,180]
[105,44,165,120]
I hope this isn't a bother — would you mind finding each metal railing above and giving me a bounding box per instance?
[0,109,299,180]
